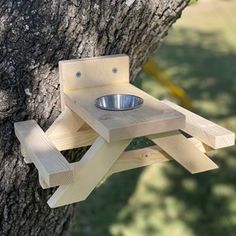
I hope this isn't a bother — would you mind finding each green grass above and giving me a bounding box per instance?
[70,1,236,235]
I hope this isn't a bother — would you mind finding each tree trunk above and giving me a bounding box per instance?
[0,0,188,235]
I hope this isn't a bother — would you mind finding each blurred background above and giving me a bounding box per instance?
[70,0,236,235]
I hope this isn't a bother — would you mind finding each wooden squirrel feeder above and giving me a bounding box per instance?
[14,55,235,208]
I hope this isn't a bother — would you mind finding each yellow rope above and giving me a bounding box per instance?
[143,58,193,110]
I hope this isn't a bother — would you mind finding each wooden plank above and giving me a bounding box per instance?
[46,106,85,137]
[162,100,235,149]
[14,120,74,187]
[65,83,185,142]
[109,146,170,175]
[48,136,131,208]
[23,128,98,158]
[59,54,129,93]
[149,131,218,174]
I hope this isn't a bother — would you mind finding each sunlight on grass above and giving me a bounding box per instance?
[110,164,197,236]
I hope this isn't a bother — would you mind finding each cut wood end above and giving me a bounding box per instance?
[47,193,87,208]
[23,157,32,164]
[214,133,235,149]
[46,170,74,188]
[191,163,219,174]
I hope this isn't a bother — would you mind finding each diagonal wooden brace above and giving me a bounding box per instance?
[148,131,218,174]
[46,106,85,137]
[48,136,131,208]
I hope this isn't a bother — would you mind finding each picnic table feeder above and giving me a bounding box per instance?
[14,55,235,208]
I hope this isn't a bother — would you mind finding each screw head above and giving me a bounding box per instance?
[76,71,81,78]
[112,67,118,74]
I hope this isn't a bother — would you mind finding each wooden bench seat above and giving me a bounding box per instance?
[14,120,74,187]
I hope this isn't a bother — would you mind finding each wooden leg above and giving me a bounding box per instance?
[149,131,218,174]
[45,106,99,151]
[46,106,85,137]
[48,136,131,208]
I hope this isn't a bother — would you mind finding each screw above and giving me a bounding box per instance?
[76,71,81,78]
[112,67,118,74]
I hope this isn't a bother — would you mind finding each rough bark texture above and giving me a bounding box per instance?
[0,0,188,235]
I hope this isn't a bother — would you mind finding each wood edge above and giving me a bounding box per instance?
[47,168,74,187]
[107,115,185,143]
[14,120,75,187]
[150,132,218,174]
[64,93,110,141]
[162,99,235,149]
[214,133,235,149]
[191,164,219,174]
[59,54,129,64]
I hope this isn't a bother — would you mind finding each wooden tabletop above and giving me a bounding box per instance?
[64,83,185,142]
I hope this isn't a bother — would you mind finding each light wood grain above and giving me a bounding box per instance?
[60,54,129,92]
[48,136,131,208]
[65,83,185,142]
[47,124,212,153]
[22,128,98,157]
[162,100,235,149]
[50,128,98,151]
[46,106,85,137]
[14,120,74,187]
[149,131,218,174]
[108,137,211,175]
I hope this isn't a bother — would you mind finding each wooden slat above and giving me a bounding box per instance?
[65,83,185,142]
[14,120,74,187]
[109,146,170,175]
[48,137,131,208]
[162,100,235,149]
[23,128,98,162]
[149,131,218,174]
[48,125,212,153]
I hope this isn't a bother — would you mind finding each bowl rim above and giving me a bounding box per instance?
[95,94,144,111]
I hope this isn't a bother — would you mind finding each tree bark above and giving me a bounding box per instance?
[0,0,188,235]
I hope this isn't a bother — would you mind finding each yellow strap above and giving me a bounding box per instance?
[143,57,193,110]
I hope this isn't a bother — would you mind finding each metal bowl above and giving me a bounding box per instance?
[95,94,144,111]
